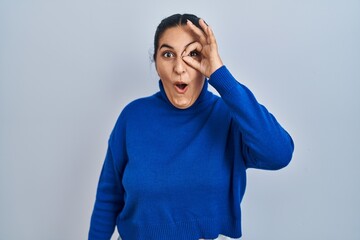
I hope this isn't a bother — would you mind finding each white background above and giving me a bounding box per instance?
[1,0,359,239]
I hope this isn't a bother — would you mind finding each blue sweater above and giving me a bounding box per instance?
[89,66,294,240]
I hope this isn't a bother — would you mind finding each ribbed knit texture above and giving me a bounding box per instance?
[89,66,294,240]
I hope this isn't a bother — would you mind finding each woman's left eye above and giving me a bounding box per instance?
[189,51,200,57]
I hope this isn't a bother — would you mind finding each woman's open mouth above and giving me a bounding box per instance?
[175,83,188,93]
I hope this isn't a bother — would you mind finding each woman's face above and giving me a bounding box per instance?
[155,25,205,109]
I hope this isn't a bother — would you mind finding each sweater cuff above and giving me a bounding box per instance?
[208,65,240,96]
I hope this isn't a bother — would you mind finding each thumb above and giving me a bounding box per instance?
[182,56,202,72]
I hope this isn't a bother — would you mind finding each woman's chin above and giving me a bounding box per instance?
[171,98,194,109]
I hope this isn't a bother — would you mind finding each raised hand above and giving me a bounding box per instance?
[182,19,223,78]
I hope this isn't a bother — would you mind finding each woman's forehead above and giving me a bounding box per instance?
[158,26,197,50]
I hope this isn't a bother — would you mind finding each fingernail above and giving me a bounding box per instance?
[201,19,208,26]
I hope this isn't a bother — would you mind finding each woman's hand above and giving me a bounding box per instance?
[182,19,223,78]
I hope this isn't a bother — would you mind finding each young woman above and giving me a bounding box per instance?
[89,13,294,240]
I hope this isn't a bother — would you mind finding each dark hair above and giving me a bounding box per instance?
[153,13,202,62]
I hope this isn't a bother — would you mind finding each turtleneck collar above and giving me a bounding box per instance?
[158,79,213,112]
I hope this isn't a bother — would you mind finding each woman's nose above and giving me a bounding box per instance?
[174,57,186,74]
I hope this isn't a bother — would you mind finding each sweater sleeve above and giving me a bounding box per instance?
[208,66,294,170]
[89,117,127,240]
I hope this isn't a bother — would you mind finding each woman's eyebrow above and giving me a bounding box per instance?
[159,41,197,51]
[159,43,174,50]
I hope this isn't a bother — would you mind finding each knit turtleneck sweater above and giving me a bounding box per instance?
[89,66,294,240]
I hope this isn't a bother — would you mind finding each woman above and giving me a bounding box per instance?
[89,13,294,240]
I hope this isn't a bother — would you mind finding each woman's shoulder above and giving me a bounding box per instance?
[116,93,161,119]
[125,93,160,111]
[110,94,159,133]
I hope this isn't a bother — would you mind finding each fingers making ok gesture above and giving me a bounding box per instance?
[182,19,223,78]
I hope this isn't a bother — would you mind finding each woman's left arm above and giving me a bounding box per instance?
[209,66,294,169]
[183,19,294,169]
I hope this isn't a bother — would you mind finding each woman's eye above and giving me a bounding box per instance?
[163,52,174,58]
[189,51,200,57]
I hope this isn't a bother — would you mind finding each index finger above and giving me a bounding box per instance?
[186,19,207,44]
[182,41,203,57]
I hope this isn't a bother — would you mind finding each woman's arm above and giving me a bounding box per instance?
[183,18,294,169]
[209,66,294,169]
[89,118,127,240]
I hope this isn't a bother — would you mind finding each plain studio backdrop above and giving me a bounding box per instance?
[0,0,359,239]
